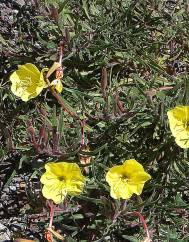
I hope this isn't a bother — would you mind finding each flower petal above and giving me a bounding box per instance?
[50,79,63,93]
[175,133,189,148]
[40,67,49,88]
[10,63,46,101]
[130,171,151,184]
[45,162,84,181]
[168,106,189,148]
[106,159,151,199]
[168,106,189,123]
[123,159,145,178]
[118,183,133,199]
[106,165,124,185]
[126,183,144,195]
[167,109,187,137]
[42,183,66,204]
[40,171,59,185]
[41,162,85,203]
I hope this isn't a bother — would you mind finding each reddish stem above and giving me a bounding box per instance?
[131,211,151,240]
[46,79,79,119]
[47,200,55,228]
[59,41,64,64]
[27,121,39,152]
[45,41,79,119]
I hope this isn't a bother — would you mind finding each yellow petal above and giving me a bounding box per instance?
[67,183,85,195]
[42,183,66,204]
[110,187,122,199]
[40,171,59,185]
[126,183,144,195]
[21,93,30,102]
[10,63,40,86]
[50,79,63,93]
[106,159,151,199]
[168,106,189,123]
[167,106,189,148]
[16,63,40,78]
[123,159,145,178]
[130,172,151,184]
[45,162,84,180]
[106,165,124,185]
[167,109,187,137]
[175,133,189,148]
[10,63,46,101]
[41,162,85,203]
[116,182,133,199]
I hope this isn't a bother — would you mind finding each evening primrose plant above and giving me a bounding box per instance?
[4,1,189,241]
[106,159,152,241]
[40,161,86,239]
[9,51,153,241]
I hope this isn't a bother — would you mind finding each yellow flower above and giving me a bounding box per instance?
[167,106,189,148]
[106,159,151,199]
[40,162,85,204]
[50,79,63,93]
[10,63,48,101]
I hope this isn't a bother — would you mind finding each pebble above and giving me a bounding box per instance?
[9,185,17,191]
[16,0,26,6]
[0,223,11,241]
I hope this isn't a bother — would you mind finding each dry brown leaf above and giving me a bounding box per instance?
[78,147,91,174]
[46,62,61,79]
[14,239,36,242]
[101,67,108,98]
[46,227,64,241]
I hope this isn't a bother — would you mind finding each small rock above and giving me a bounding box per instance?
[0,223,11,241]
[9,185,17,191]
[3,187,9,193]
[15,0,26,7]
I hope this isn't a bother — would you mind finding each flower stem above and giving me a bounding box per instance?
[51,87,78,118]
[45,77,79,119]
[131,211,151,240]
[58,41,64,64]
[47,200,55,228]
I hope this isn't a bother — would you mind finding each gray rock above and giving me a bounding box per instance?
[0,223,11,241]
[9,185,17,191]
[15,0,26,7]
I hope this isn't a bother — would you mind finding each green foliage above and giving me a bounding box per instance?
[1,0,189,241]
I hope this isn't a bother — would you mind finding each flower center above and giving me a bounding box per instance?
[121,175,128,183]
[58,176,65,181]
[185,121,189,129]
[176,121,189,132]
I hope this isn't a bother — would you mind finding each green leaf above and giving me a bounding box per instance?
[121,235,139,242]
